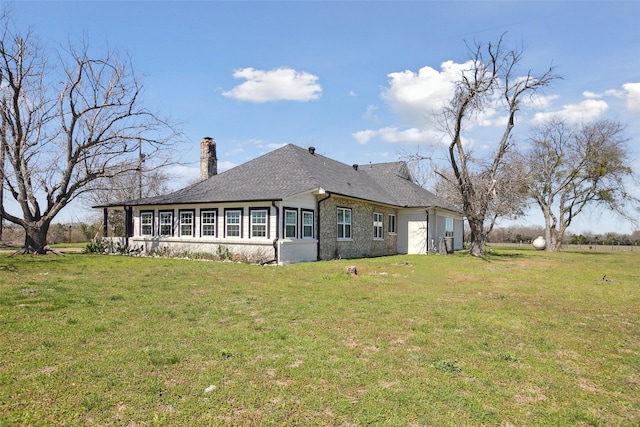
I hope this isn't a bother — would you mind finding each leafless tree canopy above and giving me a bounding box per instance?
[525,118,636,251]
[432,150,530,236]
[0,16,180,253]
[409,35,559,256]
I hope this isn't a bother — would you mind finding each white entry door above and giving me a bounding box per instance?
[407,220,427,254]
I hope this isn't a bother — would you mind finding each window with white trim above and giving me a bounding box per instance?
[159,211,173,236]
[284,209,297,238]
[445,217,454,237]
[302,210,314,238]
[140,211,154,236]
[224,209,242,237]
[250,209,268,238]
[388,214,397,235]
[201,210,217,237]
[225,209,242,237]
[337,207,352,240]
[373,212,383,240]
[179,210,195,237]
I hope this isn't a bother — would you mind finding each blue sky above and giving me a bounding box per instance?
[8,1,640,234]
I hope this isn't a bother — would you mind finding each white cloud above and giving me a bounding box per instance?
[167,160,237,182]
[224,147,245,155]
[352,127,442,145]
[352,129,378,145]
[622,82,640,113]
[353,61,470,146]
[532,99,609,124]
[362,104,380,122]
[266,142,288,150]
[168,165,200,180]
[223,67,321,103]
[217,160,237,173]
[381,60,472,126]
[360,60,565,147]
[522,94,559,109]
[583,89,624,99]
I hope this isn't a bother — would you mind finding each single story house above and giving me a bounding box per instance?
[98,138,464,264]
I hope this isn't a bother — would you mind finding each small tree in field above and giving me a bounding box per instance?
[524,119,636,251]
[0,17,179,254]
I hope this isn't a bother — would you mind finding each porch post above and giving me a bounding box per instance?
[103,208,108,237]
[125,206,133,245]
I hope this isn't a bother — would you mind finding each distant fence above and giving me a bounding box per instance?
[490,242,639,252]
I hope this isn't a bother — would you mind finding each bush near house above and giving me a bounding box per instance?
[0,248,638,425]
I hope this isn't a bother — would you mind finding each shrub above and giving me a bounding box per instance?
[84,239,107,254]
[216,245,231,260]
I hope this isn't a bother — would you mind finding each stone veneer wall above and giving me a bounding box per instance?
[317,195,397,260]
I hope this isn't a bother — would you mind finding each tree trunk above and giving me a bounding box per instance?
[22,222,51,254]
[467,217,486,257]
[469,235,485,257]
[550,232,560,252]
[551,225,565,251]
[544,211,554,252]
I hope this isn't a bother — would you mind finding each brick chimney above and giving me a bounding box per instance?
[200,137,217,180]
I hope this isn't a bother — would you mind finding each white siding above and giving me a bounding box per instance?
[279,192,319,263]
[278,240,317,264]
[130,192,321,264]
[398,209,429,254]
[282,192,317,210]
[398,208,464,254]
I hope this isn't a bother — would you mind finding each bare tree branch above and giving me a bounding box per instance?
[525,118,637,251]
[0,16,182,253]
[437,35,559,256]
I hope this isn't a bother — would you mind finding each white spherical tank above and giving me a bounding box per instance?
[532,236,546,250]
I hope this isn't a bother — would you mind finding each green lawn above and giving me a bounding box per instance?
[1,248,638,426]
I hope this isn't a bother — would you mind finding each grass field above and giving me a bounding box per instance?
[0,248,638,426]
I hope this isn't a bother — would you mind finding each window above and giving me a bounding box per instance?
[225,209,242,237]
[201,210,217,237]
[159,211,173,236]
[140,211,154,236]
[445,217,454,237]
[284,209,297,238]
[337,207,352,239]
[179,210,195,237]
[373,212,383,240]
[250,209,268,238]
[302,210,314,239]
[388,214,397,235]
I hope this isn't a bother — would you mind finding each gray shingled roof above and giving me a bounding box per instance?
[360,162,458,210]
[114,144,460,212]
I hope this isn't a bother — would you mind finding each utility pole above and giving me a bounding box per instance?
[138,139,145,199]
[0,98,6,242]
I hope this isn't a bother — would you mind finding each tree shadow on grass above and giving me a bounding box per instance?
[562,250,616,256]
[454,248,525,261]
[483,248,526,260]
[483,253,525,261]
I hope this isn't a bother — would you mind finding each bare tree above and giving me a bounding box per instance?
[524,119,636,251]
[411,36,558,256]
[427,149,530,239]
[83,165,171,236]
[0,19,179,254]
[0,103,5,242]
